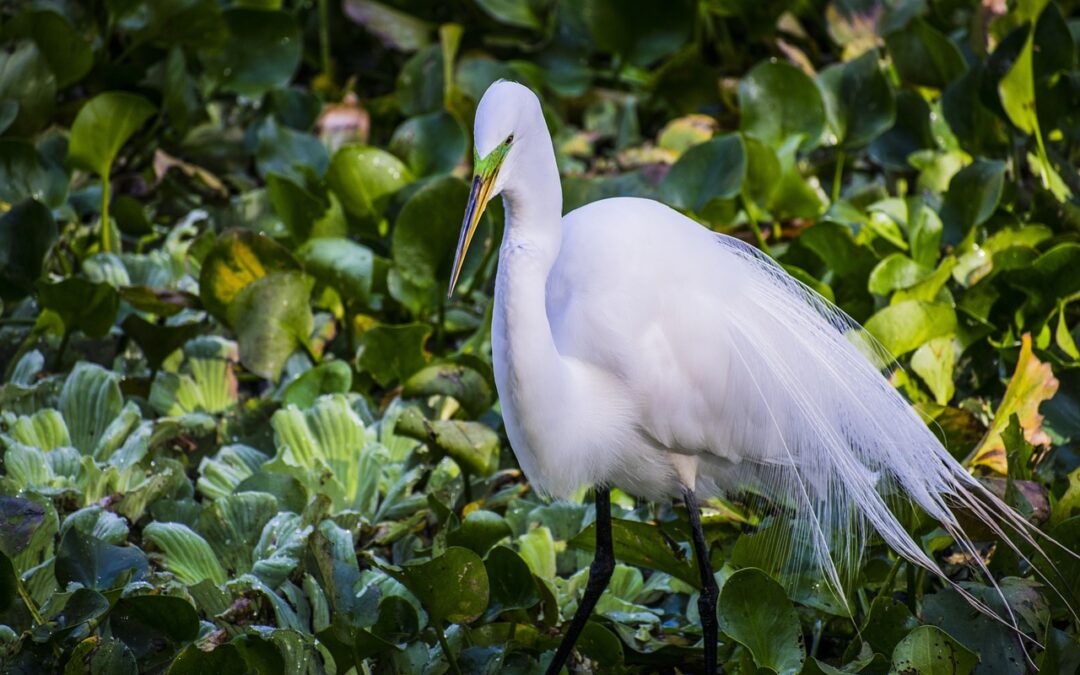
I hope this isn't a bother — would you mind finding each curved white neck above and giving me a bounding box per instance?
[491,128,567,427]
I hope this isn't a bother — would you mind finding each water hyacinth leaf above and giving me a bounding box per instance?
[864,300,957,356]
[67,92,156,179]
[198,491,280,574]
[59,362,123,454]
[142,521,228,586]
[227,271,314,381]
[121,315,203,373]
[395,407,499,476]
[570,518,698,587]
[200,9,301,96]
[475,0,544,29]
[0,496,46,559]
[198,229,300,324]
[967,333,1059,473]
[884,18,967,89]
[940,161,1006,242]
[861,597,919,657]
[110,594,200,658]
[392,176,469,289]
[389,111,467,177]
[1,9,93,88]
[0,199,58,301]
[402,362,494,417]
[869,90,935,170]
[0,41,56,136]
[307,520,365,620]
[281,360,353,408]
[581,0,695,66]
[718,568,806,675]
[484,545,540,615]
[868,254,932,296]
[890,625,978,674]
[254,117,330,181]
[298,237,375,304]
[911,337,957,405]
[326,145,413,228]
[660,134,746,212]
[38,278,120,338]
[0,140,68,208]
[342,0,432,52]
[55,528,148,591]
[48,588,112,642]
[265,172,336,243]
[356,323,431,387]
[65,636,138,675]
[739,61,827,151]
[829,50,896,148]
[396,546,489,624]
[447,510,512,556]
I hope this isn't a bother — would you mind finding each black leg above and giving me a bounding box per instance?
[684,485,718,674]
[546,486,614,675]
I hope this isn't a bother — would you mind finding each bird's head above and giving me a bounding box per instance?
[449,81,544,296]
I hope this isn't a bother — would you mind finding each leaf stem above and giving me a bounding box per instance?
[317,0,331,77]
[740,195,772,255]
[435,622,462,675]
[15,575,45,626]
[101,174,113,253]
[832,151,845,203]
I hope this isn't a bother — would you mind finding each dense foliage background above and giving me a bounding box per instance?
[0,0,1079,672]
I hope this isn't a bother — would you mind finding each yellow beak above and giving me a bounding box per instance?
[448,171,498,297]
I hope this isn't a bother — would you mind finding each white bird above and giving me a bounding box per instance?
[449,81,1062,674]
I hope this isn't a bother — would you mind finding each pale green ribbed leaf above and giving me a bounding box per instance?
[197,491,279,574]
[143,521,227,586]
[93,401,141,462]
[10,408,70,449]
[196,444,267,500]
[62,506,129,545]
[8,350,44,385]
[149,337,240,416]
[252,513,312,588]
[59,362,123,454]
[3,443,54,489]
[47,446,82,480]
[266,394,383,515]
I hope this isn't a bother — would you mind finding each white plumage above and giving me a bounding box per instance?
[452,81,1061,656]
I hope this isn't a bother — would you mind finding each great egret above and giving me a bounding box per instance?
[449,81,1058,674]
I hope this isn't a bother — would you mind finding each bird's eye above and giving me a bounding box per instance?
[505,134,514,144]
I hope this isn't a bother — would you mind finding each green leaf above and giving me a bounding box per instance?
[402,362,494,417]
[142,521,228,586]
[198,492,280,574]
[861,596,919,657]
[739,61,827,151]
[660,134,746,212]
[59,362,124,455]
[718,568,805,675]
[0,41,56,136]
[342,0,432,52]
[67,92,157,179]
[475,0,543,29]
[200,9,301,96]
[395,407,500,476]
[911,337,957,405]
[327,144,413,229]
[870,91,935,170]
[281,360,353,408]
[890,625,978,675]
[0,140,68,208]
[356,323,431,387]
[197,444,268,500]
[0,496,46,559]
[37,278,120,339]
[868,254,932,296]
[198,229,300,324]
[1,10,92,88]
[55,528,148,591]
[940,159,1006,239]
[227,271,314,381]
[999,28,1039,136]
[298,237,375,305]
[822,50,896,148]
[0,199,58,301]
[121,316,203,373]
[392,176,469,290]
[110,594,200,657]
[581,0,695,66]
[864,300,957,356]
[389,111,467,177]
[483,545,540,615]
[447,510,511,556]
[266,394,381,514]
[569,518,698,587]
[396,546,489,624]
[65,637,138,675]
[885,18,967,89]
